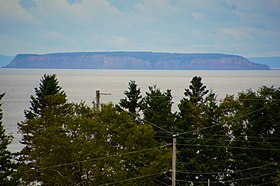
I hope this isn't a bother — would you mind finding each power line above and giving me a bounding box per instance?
[97,171,168,186]
[175,136,280,146]
[214,171,279,184]
[156,135,280,145]
[176,161,279,175]
[178,133,280,140]
[153,178,170,186]
[255,178,280,186]
[176,171,278,184]
[177,143,280,151]
[121,108,173,135]
[177,100,280,135]
[24,144,169,173]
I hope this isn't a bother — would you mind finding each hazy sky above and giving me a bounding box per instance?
[1,0,280,57]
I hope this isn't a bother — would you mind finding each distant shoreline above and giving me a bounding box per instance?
[4,52,270,70]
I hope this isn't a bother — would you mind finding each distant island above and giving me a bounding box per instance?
[5,52,270,70]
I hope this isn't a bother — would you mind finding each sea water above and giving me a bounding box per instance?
[1,68,280,152]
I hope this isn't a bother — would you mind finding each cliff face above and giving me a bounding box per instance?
[5,52,270,70]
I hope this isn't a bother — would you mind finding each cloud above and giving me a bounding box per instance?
[191,30,203,38]
[0,0,38,24]
[0,0,279,57]
[191,12,206,21]
[218,27,252,40]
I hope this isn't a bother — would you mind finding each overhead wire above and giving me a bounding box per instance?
[174,136,280,146]
[177,99,280,135]
[23,144,169,173]
[214,171,279,184]
[97,171,169,186]
[255,178,280,186]
[177,143,280,151]
[176,171,279,184]
[176,161,279,175]
[121,108,173,135]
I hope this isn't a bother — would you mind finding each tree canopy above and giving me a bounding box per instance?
[0,93,18,185]
[1,74,279,185]
[118,80,142,115]
[17,75,171,185]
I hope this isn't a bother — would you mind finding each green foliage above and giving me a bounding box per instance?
[18,75,171,185]
[85,104,171,185]
[24,74,66,119]
[16,75,280,185]
[18,74,71,184]
[118,80,142,115]
[176,81,280,185]
[0,93,18,185]
[19,102,171,185]
[227,86,280,185]
[176,77,231,184]
[141,85,175,141]
[184,76,209,104]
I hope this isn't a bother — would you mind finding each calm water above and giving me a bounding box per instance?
[1,68,280,152]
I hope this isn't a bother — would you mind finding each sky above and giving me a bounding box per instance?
[0,0,280,57]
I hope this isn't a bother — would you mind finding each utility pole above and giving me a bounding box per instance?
[96,90,100,110]
[172,134,178,186]
[94,90,111,111]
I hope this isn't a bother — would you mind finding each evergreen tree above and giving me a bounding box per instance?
[118,80,142,115]
[141,85,175,142]
[24,74,66,119]
[82,104,171,185]
[227,86,280,185]
[0,93,17,185]
[18,75,171,185]
[176,77,229,184]
[18,74,70,184]
[185,76,209,104]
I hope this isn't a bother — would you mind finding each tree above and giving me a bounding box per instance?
[80,104,171,185]
[141,85,175,142]
[19,74,66,153]
[19,101,171,185]
[24,74,66,119]
[118,80,142,116]
[18,74,71,184]
[185,76,209,104]
[176,77,230,185]
[227,86,280,185]
[0,93,18,185]
[18,75,171,185]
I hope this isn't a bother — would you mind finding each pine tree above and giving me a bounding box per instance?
[228,86,280,185]
[185,76,209,104]
[18,75,171,185]
[18,74,70,184]
[0,93,17,185]
[176,77,229,184]
[24,74,66,119]
[141,85,175,142]
[118,80,142,115]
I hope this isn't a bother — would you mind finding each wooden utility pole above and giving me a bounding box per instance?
[95,90,111,111]
[172,134,178,186]
[96,90,100,110]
